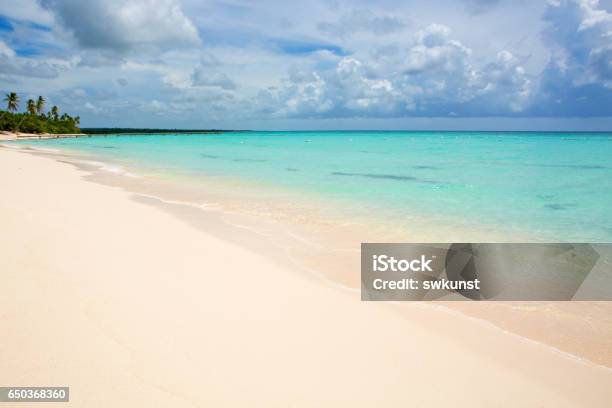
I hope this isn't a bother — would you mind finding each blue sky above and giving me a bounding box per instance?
[1,0,612,130]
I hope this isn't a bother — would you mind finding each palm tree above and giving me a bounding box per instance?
[50,105,59,120]
[16,99,37,131]
[27,99,36,115]
[1,92,19,121]
[36,96,45,115]
[4,92,19,112]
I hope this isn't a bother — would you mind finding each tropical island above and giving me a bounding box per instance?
[0,93,244,138]
[0,92,80,135]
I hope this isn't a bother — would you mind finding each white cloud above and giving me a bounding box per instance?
[2,0,608,127]
[191,63,237,90]
[259,55,415,118]
[404,24,472,74]
[543,0,612,88]
[478,51,532,111]
[0,40,63,79]
[0,40,16,58]
[39,0,200,54]
[0,0,53,25]
[576,0,612,30]
[256,23,536,117]
[317,9,407,37]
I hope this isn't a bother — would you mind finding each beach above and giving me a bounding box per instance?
[1,146,612,406]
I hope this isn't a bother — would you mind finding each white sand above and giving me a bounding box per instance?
[1,147,611,407]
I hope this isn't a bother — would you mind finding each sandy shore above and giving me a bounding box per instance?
[1,147,611,407]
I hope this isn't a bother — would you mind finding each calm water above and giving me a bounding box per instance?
[24,131,612,241]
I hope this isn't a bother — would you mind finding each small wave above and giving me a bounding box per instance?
[29,146,62,153]
[132,192,222,213]
[0,143,23,149]
[76,160,141,178]
[407,302,612,373]
[1,143,62,153]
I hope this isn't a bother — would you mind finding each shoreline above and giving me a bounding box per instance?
[4,141,612,370]
[2,146,612,405]
[0,131,87,141]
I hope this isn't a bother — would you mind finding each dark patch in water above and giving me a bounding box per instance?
[232,158,267,163]
[537,194,555,200]
[201,153,219,159]
[332,171,416,181]
[545,204,565,210]
[534,164,607,170]
[413,165,438,170]
[286,167,298,172]
[492,161,609,170]
[91,146,116,149]
[331,171,443,184]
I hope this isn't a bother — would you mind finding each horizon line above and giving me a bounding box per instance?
[80,128,612,133]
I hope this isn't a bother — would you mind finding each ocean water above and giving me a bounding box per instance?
[22,131,612,242]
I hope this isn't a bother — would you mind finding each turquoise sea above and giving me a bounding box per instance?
[22,131,612,242]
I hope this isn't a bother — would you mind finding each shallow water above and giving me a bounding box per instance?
[7,133,612,369]
[24,131,612,242]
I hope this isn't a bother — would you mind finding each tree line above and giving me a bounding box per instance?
[1,92,80,134]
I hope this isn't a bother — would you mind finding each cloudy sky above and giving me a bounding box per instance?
[1,0,612,130]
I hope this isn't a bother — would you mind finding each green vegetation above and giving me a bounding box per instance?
[1,93,80,134]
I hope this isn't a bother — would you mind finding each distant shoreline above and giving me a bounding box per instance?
[0,131,87,141]
[81,128,249,135]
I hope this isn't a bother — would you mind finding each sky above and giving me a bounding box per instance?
[1,0,612,130]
